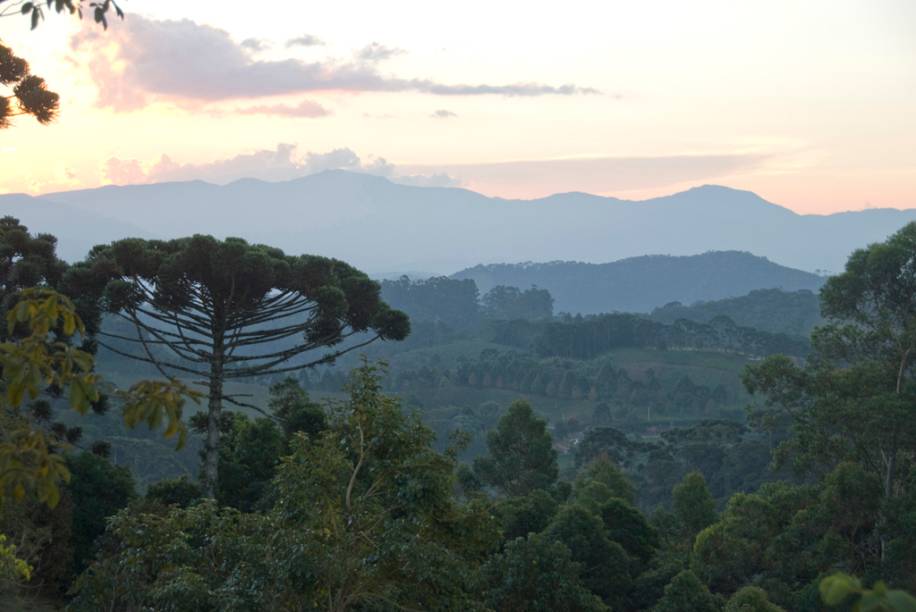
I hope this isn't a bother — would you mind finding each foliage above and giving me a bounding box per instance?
[692,490,781,593]
[68,501,281,611]
[270,362,496,610]
[192,377,325,511]
[518,312,809,360]
[2,0,125,30]
[598,496,659,565]
[1,0,122,130]
[453,349,735,415]
[725,586,785,611]
[482,285,554,321]
[145,477,202,509]
[673,470,717,537]
[820,573,916,612]
[474,399,558,496]
[380,275,480,329]
[653,569,721,612]
[0,486,74,595]
[11,219,916,610]
[574,456,636,506]
[73,364,495,610]
[569,421,781,510]
[78,234,408,494]
[0,44,58,128]
[214,413,284,511]
[0,218,67,327]
[65,452,134,575]
[268,377,326,442]
[453,253,823,315]
[477,534,608,612]
[651,289,822,338]
[687,465,901,607]
[0,533,31,591]
[493,488,558,542]
[0,289,195,508]
[544,503,632,607]
[744,222,916,566]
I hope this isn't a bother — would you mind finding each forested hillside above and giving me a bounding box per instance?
[3,4,914,610]
[3,215,916,612]
[453,251,825,313]
[650,288,823,337]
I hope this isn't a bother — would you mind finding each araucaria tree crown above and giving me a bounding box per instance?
[72,235,409,494]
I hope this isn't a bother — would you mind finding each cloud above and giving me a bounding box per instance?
[235,99,330,117]
[287,34,324,48]
[103,144,461,188]
[357,42,404,62]
[417,82,598,96]
[302,148,363,173]
[71,16,597,110]
[104,158,147,184]
[431,109,457,119]
[240,38,268,53]
[393,172,462,188]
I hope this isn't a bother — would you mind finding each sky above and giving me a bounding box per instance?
[0,0,914,213]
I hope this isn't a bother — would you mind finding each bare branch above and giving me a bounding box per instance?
[97,340,209,378]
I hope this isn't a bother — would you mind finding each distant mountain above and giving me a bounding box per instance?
[650,288,823,337]
[0,194,151,258]
[2,170,915,273]
[452,252,826,314]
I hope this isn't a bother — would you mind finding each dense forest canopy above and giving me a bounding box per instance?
[650,288,823,338]
[2,4,914,609]
[2,219,916,611]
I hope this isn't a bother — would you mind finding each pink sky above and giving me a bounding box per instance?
[0,0,913,214]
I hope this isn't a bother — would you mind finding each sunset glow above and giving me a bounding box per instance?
[1,0,913,213]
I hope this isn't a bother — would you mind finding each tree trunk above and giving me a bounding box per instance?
[880,347,909,562]
[203,341,224,498]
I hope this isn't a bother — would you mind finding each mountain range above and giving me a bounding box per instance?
[2,170,914,274]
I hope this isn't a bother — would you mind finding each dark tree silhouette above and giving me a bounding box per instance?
[1,0,125,128]
[0,216,66,323]
[75,235,409,494]
[0,43,58,128]
[0,0,124,30]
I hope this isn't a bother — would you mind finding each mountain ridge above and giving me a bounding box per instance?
[452,251,825,314]
[3,170,914,273]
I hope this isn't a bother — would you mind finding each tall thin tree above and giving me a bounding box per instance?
[74,235,409,494]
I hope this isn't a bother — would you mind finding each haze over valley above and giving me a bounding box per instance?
[4,171,916,276]
[2,2,916,611]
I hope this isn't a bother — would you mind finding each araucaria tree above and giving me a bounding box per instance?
[78,235,409,494]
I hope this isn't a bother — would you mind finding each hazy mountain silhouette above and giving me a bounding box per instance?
[453,252,825,314]
[2,170,914,273]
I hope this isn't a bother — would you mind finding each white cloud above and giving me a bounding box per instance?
[104,158,147,184]
[71,16,597,111]
[286,34,324,48]
[103,144,461,188]
[240,38,268,53]
[357,42,404,62]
